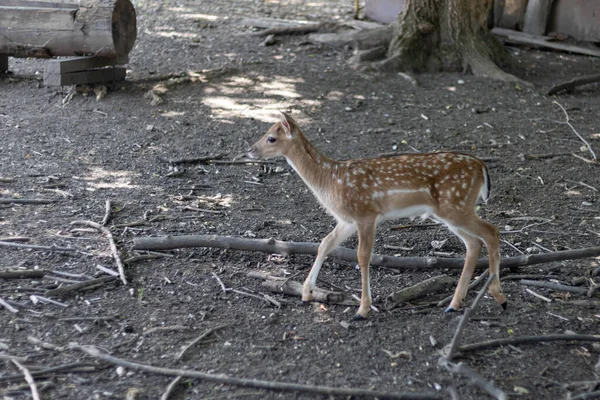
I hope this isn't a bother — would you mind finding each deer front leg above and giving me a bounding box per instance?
[302,221,356,302]
[354,220,376,319]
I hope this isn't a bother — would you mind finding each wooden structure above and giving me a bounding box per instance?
[0,0,136,85]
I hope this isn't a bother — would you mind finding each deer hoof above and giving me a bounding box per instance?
[500,301,508,310]
[444,306,458,313]
[352,313,367,321]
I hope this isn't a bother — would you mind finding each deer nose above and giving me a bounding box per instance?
[246,146,257,159]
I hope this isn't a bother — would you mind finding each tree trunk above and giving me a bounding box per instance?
[355,0,526,83]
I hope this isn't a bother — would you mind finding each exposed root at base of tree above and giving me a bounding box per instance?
[352,26,529,85]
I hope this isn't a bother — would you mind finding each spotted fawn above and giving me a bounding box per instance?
[248,112,505,319]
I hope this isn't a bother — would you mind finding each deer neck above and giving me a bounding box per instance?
[284,133,338,194]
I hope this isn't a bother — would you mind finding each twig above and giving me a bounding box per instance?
[0,177,15,183]
[548,73,600,96]
[176,324,230,360]
[438,270,489,307]
[553,101,596,160]
[132,235,600,271]
[58,316,115,322]
[71,220,127,285]
[95,264,120,277]
[161,376,183,400]
[0,236,30,242]
[228,288,281,307]
[30,295,69,308]
[0,241,79,253]
[500,274,560,281]
[438,358,507,400]
[525,288,552,303]
[211,272,227,293]
[11,359,40,400]
[0,198,55,204]
[571,152,597,165]
[0,297,19,313]
[69,343,441,399]
[520,279,588,294]
[101,200,112,226]
[44,277,117,297]
[569,390,600,400]
[444,273,497,361]
[143,325,189,336]
[159,153,229,165]
[459,334,600,354]
[0,362,95,383]
[0,270,46,280]
[27,336,66,352]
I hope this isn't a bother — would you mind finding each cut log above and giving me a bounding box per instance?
[0,0,137,58]
[384,275,455,309]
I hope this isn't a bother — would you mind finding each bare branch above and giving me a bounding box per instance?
[553,101,597,160]
[459,334,600,354]
[69,343,441,399]
[133,235,600,271]
[71,220,127,285]
[11,359,41,400]
[176,324,230,361]
[444,274,496,361]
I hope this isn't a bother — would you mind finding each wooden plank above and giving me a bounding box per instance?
[43,66,126,86]
[240,17,313,29]
[495,0,528,31]
[45,55,128,74]
[523,0,554,35]
[491,27,600,58]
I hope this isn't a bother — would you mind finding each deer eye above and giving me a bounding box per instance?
[267,137,276,143]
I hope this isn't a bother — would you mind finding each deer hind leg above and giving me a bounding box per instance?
[302,221,356,302]
[445,227,482,312]
[354,219,376,320]
[443,215,506,311]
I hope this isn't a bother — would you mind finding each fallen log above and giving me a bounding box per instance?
[0,0,137,58]
[385,275,455,309]
[132,235,600,271]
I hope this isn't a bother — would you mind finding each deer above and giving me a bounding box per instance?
[247,112,506,319]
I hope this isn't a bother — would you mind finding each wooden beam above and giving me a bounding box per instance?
[44,67,126,86]
[45,55,128,74]
[491,27,600,58]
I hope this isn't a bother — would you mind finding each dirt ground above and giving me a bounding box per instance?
[1,1,600,399]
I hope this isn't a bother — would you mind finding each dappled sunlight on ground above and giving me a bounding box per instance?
[82,167,143,191]
[201,74,319,123]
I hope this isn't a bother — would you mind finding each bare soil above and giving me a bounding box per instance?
[1,1,599,399]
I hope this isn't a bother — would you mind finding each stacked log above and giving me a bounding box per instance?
[0,0,137,58]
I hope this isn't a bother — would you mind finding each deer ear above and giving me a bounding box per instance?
[279,112,293,138]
